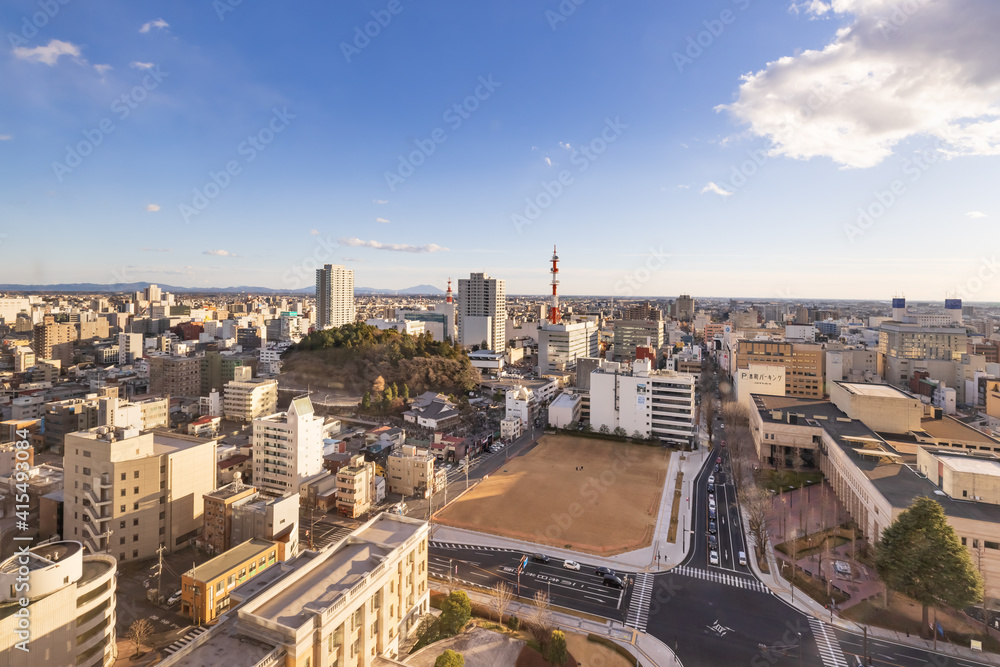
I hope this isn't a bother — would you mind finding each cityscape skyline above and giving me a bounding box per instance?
[3,1,999,299]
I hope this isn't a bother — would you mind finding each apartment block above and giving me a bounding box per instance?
[735,339,825,398]
[457,272,507,353]
[386,445,434,498]
[225,378,279,421]
[878,322,968,387]
[336,454,376,518]
[253,396,324,495]
[316,264,356,329]
[612,320,664,362]
[33,316,75,367]
[149,355,203,397]
[0,541,117,667]
[159,514,430,667]
[64,426,216,561]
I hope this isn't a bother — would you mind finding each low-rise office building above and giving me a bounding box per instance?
[387,445,434,498]
[180,538,280,624]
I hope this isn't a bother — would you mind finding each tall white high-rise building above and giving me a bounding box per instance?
[457,272,507,352]
[538,320,599,374]
[315,264,356,329]
[253,395,324,495]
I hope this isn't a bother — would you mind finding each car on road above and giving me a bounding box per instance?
[167,591,182,606]
[707,483,715,493]
[709,550,720,566]
[721,440,726,447]
[707,475,715,485]
[563,560,581,571]
[707,535,718,549]
[594,566,616,577]
[532,553,550,564]
[708,521,717,534]
[738,551,747,566]
[709,507,716,519]
[602,574,625,589]
[716,456,722,464]
[708,497,716,510]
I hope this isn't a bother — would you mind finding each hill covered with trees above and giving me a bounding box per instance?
[281,322,479,396]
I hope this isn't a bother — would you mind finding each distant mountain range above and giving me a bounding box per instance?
[0,282,446,295]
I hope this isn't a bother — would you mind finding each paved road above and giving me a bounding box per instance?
[429,542,632,622]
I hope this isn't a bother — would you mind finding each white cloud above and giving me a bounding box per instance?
[790,0,831,16]
[145,204,161,212]
[719,0,1000,168]
[310,229,320,235]
[700,182,733,197]
[966,211,988,218]
[139,18,169,33]
[677,184,691,189]
[0,135,11,141]
[544,157,552,166]
[94,64,112,75]
[558,142,572,150]
[13,39,81,66]
[376,217,390,223]
[372,199,388,204]
[338,237,449,253]
[203,249,235,256]
[130,61,155,70]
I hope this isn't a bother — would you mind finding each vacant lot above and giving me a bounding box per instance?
[435,435,669,555]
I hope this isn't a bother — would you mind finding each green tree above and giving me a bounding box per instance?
[876,497,983,635]
[613,426,627,439]
[439,591,472,635]
[390,382,399,400]
[361,392,371,411]
[434,650,465,667]
[382,388,393,411]
[546,629,568,666]
[632,430,644,441]
[402,383,410,401]
[598,424,610,435]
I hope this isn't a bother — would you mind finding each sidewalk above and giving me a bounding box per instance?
[742,512,1000,665]
[455,585,682,667]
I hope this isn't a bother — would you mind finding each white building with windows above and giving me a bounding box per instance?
[315,264,356,329]
[590,358,696,445]
[253,395,324,495]
[537,320,599,374]
[457,272,507,352]
[547,391,582,428]
[505,386,533,427]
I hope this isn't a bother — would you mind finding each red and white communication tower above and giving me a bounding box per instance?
[446,277,453,303]
[548,245,560,325]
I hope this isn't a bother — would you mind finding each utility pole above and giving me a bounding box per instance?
[862,626,868,666]
[153,544,166,604]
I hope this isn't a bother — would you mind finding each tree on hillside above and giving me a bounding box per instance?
[390,382,398,399]
[381,388,393,411]
[440,591,472,635]
[372,375,386,394]
[361,391,371,411]
[435,649,465,667]
[876,497,983,636]
[402,383,410,401]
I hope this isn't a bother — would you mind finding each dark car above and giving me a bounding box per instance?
[532,553,550,564]
[707,483,715,493]
[602,574,625,589]
[709,507,717,520]
[594,566,616,577]
[708,521,717,534]
[707,535,718,549]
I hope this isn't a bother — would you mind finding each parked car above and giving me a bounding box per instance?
[167,591,182,606]
[709,550,720,566]
[707,535,718,549]
[563,560,581,571]
[708,521,717,534]
[709,507,716,519]
[532,553,550,564]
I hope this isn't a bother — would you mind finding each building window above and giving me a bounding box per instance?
[120,505,126,513]
[133,502,139,510]
[121,489,126,497]
[134,486,139,494]
[134,470,140,479]
[132,550,138,558]
[133,534,139,542]
[160,511,165,520]
[120,473,126,481]
[986,542,1000,551]
[120,537,125,545]
[133,519,139,526]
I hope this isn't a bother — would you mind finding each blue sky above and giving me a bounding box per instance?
[3,0,999,300]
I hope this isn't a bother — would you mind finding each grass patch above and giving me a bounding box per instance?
[761,469,824,494]
[586,634,638,666]
[667,471,683,543]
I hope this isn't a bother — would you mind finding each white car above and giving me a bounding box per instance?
[709,550,720,566]
[708,498,716,510]
[563,560,581,571]
[167,591,182,605]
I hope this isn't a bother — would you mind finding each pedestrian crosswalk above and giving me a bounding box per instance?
[808,618,850,667]
[669,565,771,593]
[163,626,208,655]
[429,541,518,553]
[625,572,653,632]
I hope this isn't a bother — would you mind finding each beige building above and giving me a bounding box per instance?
[181,538,281,625]
[160,514,430,667]
[0,541,117,667]
[33,316,75,367]
[878,322,968,387]
[224,378,279,421]
[64,426,217,562]
[749,388,1000,608]
[612,319,664,361]
[736,339,825,398]
[387,445,434,498]
[13,346,35,373]
[203,482,300,557]
[336,454,376,518]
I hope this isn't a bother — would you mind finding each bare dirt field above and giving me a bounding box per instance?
[434,435,670,555]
